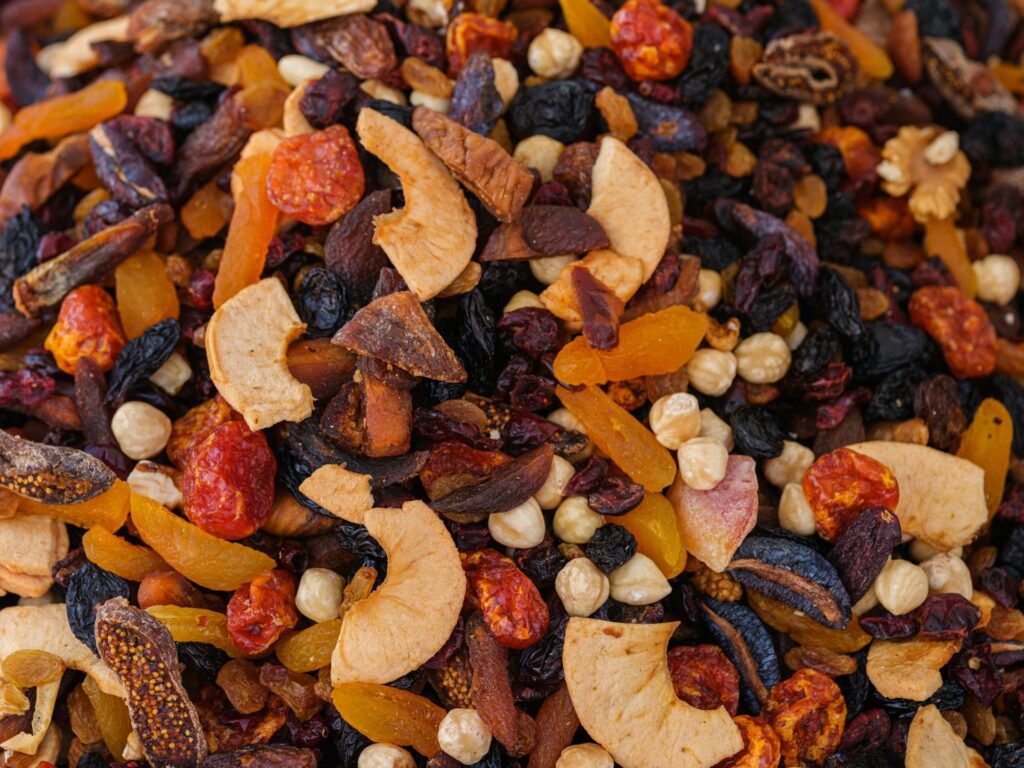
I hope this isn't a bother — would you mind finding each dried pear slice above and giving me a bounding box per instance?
[0,678,60,755]
[206,277,314,431]
[331,501,466,685]
[562,618,742,768]
[214,0,375,27]
[355,108,477,301]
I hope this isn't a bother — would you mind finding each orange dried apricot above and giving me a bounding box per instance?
[613,491,686,577]
[138,570,210,610]
[957,398,1013,515]
[145,605,252,658]
[332,682,446,756]
[16,478,130,531]
[275,619,342,673]
[559,0,612,48]
[923,216,977,298]
[81,526,169,582]
[181,175,234,240]
[114,252,180,339]
[814,126,880,184]
[44,285,126,374]
[807,0,893,80]
[235,45,290,130]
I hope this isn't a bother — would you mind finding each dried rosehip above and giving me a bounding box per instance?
[182,421,277,540]
[716,715,782,768]
[445,13,518,77]
[763,668,846,765]
[666,644,740,715]
[226,569,299,655]
[611,0,694,82]
[802,448,899,542]
[908,286,998,379]
[167,395,240,468]
[462,549,549,649]
[266,125,365,226]
[44,285,126,375]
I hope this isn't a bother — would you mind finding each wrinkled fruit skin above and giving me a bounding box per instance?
[908,286,997,379]
[762,668,846,765]
[611,0,694,81]
[183,421,277,540]
[802,448,899,542]
[716,715,782,768]
[167,396,241,469]
[666,644,740,715]
[462,549,549,649]
[445,13,518,77]
[44,285,126,374]
[226,569,299,655]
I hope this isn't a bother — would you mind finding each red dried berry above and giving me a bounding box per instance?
[44,285,126,375]
[763,668,846,765]
[610,0,694,82]
[908,285,998,379]
[802,447,899,542]
[667,644,740,715]
[445,13,518,77]
[226,569,299,655]
[461,549,549,649]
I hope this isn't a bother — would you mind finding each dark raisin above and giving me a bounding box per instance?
[177,641,230,682]
[730,405,785,458]
[452,290,497,396]
[106,318,181,406]
[684,236,740,271]
[828,507,901,603]
[904,0,959,36]
[857,607,917,640]
[0,208,41,312]
[914,374,966,452]
[990,741,1024,768]
[298,267,350,338]
[498,308,562,357]
[746,284,797,332]
[816,268,865,340]
[849,323,928,380]
[792,327,839,377]
[677,24,729,107]
[300,69,359,128]
[584,524,637,573]
[626,93,707,152]
[66,563,130,654]
[980,566,1018,608]
[448,50,503,136]
[507,81,593,144]
[514,538,567,586]
[914,593,981,641]
[587,477,644,517]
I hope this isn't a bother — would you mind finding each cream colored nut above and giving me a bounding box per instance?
[277,54,330,86]
[924,130,959,166]
[763,440,814,488]
[134,89,174,120]
[410,90,451,113]
[513,135,565,182]
[873,559,929,615]
[489,498,546,549]
[38,15,129,78]
[786,103,821,133]
[734,332,791,384]
[556,743,615,768]
[972,254,1020,306]
[438,708,492,765]
[677,437,729,491]
[127,461,182,510]
[555,558,610,617]
[528,28,583,80]
[908,539,962,562]
[358,743,416,768]
[407,0,448,27]
[686,349,737,396]
[919,553,973,599]
[295,567,345,623]
[214,0,376,27]
[608,553,672,605]
[535,455,575,509]
[111,401,172,461]
[553,496,604,544]
[778,483,816,536]
[503,290,544,313]
[852,584,879,616]
[785,320,808,350]
[150,352,192,395]
[648,392,701,450]
[699,408,734,450]
[548,407,586,435]
[696,269,722,309]
[492,59,519,108]
[360,79,407,105]
[530,255,577,286]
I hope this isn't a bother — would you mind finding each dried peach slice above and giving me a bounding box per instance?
[206,277,314,431]
[355,107,476,300]
[562,618,743,768]
[331,501,466,685]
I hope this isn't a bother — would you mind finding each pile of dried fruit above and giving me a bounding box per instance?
[0,0,1023,766]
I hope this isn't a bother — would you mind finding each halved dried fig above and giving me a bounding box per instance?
[206,277,314,431]
[331,501,466,686]
[299,464,373,525]
[562,618,743,768]
[355,107,476,301]
[0,431,114,504]
[432,445,554,524]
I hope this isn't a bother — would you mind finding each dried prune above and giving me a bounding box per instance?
[913,374,967,452]
[626,94,707,152]
[507,81,594,144]
[66,563,130,653]
[828,507,902,602]
[730,405,786,459]
[105,318,180,406]
[298,268,350,339]
[585,524,637,573]
[448,50,504,136]
[702,598,782,713]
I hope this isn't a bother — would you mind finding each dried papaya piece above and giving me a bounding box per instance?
[957,398,1013,516]
[614,491,686,578]
[181,174,234,239]
[82,526,170,582]
[923,216,976,298]
[114,252,180,339]
[559,0,613,48]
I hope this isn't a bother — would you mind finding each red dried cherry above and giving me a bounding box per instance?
[462,549,549,649]
[44,285,126,375]
[226,569,299,655]
[667,644,740,716]
[610,0,693,82]
[762,668,846,765]
[445,13,518,77]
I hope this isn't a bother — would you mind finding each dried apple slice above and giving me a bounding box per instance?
[355,107,477,301]
[299,464,374,525]
[585,137,671,281]
[0,515,68,598]
[331,500,466,685]
[563,618,742,768]
[206,277,314,431]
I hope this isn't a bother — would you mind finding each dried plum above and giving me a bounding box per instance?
[702,598,781,713]
[584,524,637,573]
[507,81,593,144]
[729,405,785,458]
[66,562,130,653]
[106,318,180,406]
[828,507,901,602]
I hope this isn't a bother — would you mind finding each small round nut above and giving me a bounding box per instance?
[973,254,1020,306]
[778,483,816,536]
[873,558,929,615]
[535,455,576,509]
[919,553,973,599]
[513,135,565,182]
[530,255,577,285]
[134,88,174,120]
[556,743,614,768]
[734,332,791,384]
[295,567,345,623]
[553,496,604,544]
[438,708,492,765]
[763,440,814,488]
[127,461,182,509]
[503,290,545,314]
[488,498,546,549]
[686,349,737,397]
[555,557,610,617]
[149,351,192,395]
[358,743,416,768]
[492,59,519,108]
[699,408,734,450]
[608,553,671,605]
[277,54,329,86]
[648,392,701,450]
[677,437,729,491]
[696,269,722,310]
[409,90,451,113]
[111,401,172,460]
[527,28,583,80]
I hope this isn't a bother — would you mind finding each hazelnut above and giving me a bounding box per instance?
[972,254,1020,306]
[555,558,610,617]
[503,290,545,313]
[608,553,671,605]
[873,559,929,615]
[763,440,814,488]
[438,708,492,765]
[778,483,816,537]
[134,89,174,120]
[530,255,577,286]
[527,28,583,80]
[488,498,546,549]
[686,349,737,396]
[126,461,182,510]
[677,437,729,491]
[734,332,791,384]
[111,401,172,460]
[492,59,519,108]
[149,352,192,395]
[908,539,962,562]
[358,743,415,768]
[513,135,565,182]
[699,408,734,450]
[648,392,701,450]
[919,553,973,599]
[277,54,329,86]
[696,269,722,310]
[556,743,614,768]
[295,567,345,623]
[553,496,604,544]
[409,90,451,113]
[535,455,576,509]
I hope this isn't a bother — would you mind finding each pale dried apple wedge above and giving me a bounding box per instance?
[214,0,375,27]
[355,108,477,301]
[206,277,314,431]
[331,500,466,685]
[299,464,374,525]
[562,618,742,768]
[906,705,970,768]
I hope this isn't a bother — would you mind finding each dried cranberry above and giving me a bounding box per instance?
[0,368,55,409]
[501,411,558,452]
[188,268,216,310]
[563,456,609,496]
[914,593,981,641]
[858,607,917,640]
[498,308,562,357]
[952,643,1004,707]
[508,375,556,412]
[299,70,359,128]
[587,477,644,516]
[980,566,1019,608]
[837,709,890,754]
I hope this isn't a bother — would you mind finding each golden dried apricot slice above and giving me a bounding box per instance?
[82,675,132,759]
[16,479,130,531]
[82,526,170,582]
[614,492,686,578]
[332,682,446,756]
[275,619,342,673]
[957,397,1013,515]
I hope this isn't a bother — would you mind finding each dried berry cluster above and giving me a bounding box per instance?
[0,0,1021,767]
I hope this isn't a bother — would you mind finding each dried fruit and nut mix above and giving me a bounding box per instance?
[3,1,1024,767]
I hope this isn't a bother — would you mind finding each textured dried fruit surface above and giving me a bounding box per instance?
[802,448,899,542]
[332,682,445,756]
[146,605,249,658]
[807,0,892,79]
[167,396,241,468]
[82,526,169,582]
[226,569,299,655]
[560,0,612,48]
[667,644,740,715]
[923,216,976,297]
[748,592,871,654]
[114,252,180,340]
[909,286,997,379]
[611,0,693,81]
[557,385,677,492]
[762,669,845,764]
[44,285,126,374]
[615,491,687,578]
[467,612,521,752]
[446,13,518,76]
[16,478,130,531]
[956,398,1013,515]
[554,305,708,385]
[462,548,549,649]
[715,715,782,768]
[865,637,957,701]
[137,570,208,610]
[528,683,580,768]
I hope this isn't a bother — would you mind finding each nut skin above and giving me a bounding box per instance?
[437,708,492,765]
[528,28,583,80]
[972,254,1020,306]
[555,558,610,617]
[535,455,575,509]
[488,497,546,549]
[111,401,173,461]
[919,553,973,599]
[149,351,192,395]
[764,440,814,489]
[648,392,701,450]
[699,408,734,450]
[677,437,729,491]
[873,558,930,615]
[556,743,614,768]
[608,553,671,605]
[734,332,792,384]
[553,496,604,544]
[778,483,816,536]
[686,349,737,396]
[295,567,345,623]
[513,136,565,183]
[358,743,416,768]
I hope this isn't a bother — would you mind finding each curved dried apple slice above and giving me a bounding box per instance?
[331,500,466,685]
[206,277,314,431]
[562,618,742,768]
[299,464,374,525]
